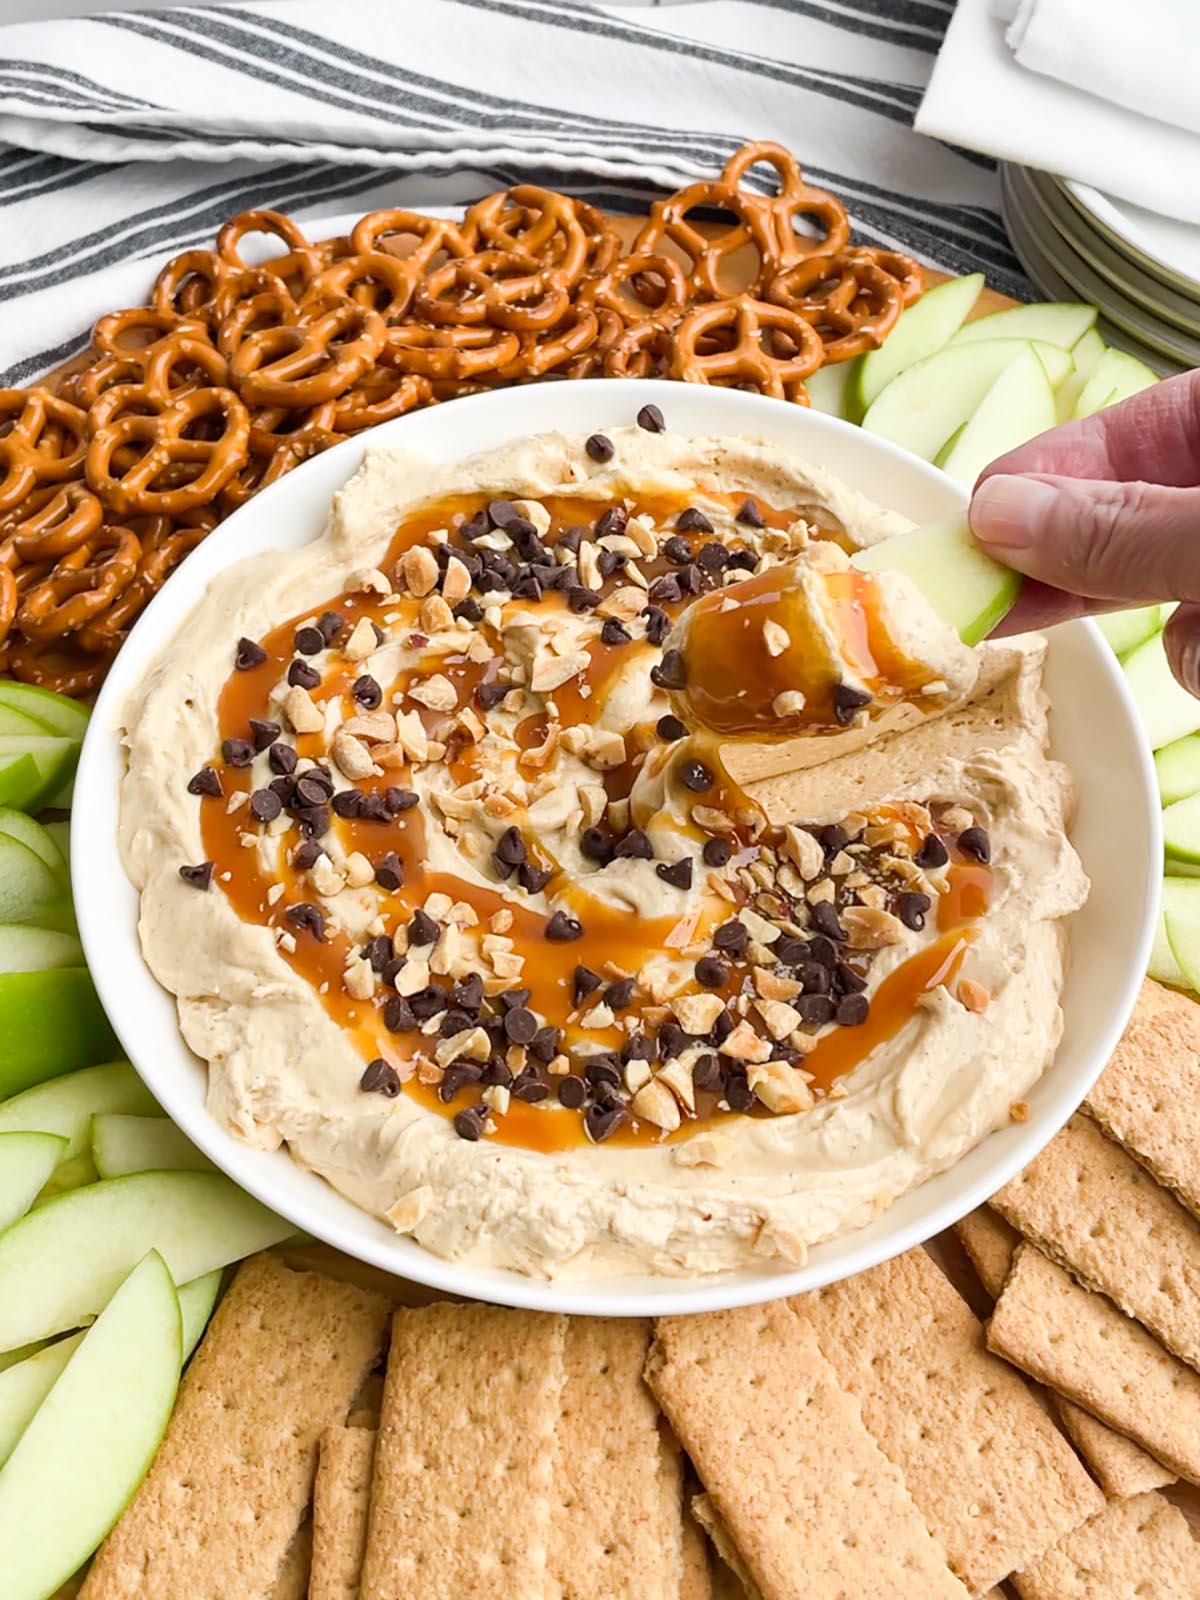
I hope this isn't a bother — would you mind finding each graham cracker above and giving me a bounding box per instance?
[1011,1491,1200,1600]
[957,1207,1175,1497]
[1086,982,1200,1219]
[796,1247,1103,1593]
[360,1302,567,1600]
[310,1426,376,1600]
[79,1254,390,1600]
[270,1520,312,1600]
[546,1317,683,1600]
[680,1494,713,1600]
[648,1299,970,1600]
[992,1112,1200,1371]
[988,1243,1200,1487]
[692,1495,763,1600]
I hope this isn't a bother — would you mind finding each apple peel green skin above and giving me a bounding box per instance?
[0,968,119,1100]
[0,1061,156,1170]
[851,515,1020,647]
[0,1252,181,1600]
[0,682,89,742]
[0,1132,67,1234]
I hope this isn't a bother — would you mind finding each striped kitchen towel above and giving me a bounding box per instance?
[0,0,1028,386]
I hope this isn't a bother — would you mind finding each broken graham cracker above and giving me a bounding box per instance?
[680,1494,714,1600]
[547,1317,684,1600]
[647,1300,971,1600]
[992,1111,1200,1371]
[988,1242,1200,1487]
[692,1494,763,1600]
[956,1206,1175,1498]
[270,1520,313,1600]
[360,1303,567,1600]
[1086,979,1200,1219]
[795,1246,1103,1593]
[79,1255,390,1600]
[310,1426,377,1600]
[1011,1490,1200,1600]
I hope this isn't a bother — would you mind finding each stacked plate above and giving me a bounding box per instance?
[1001,164,1200,374]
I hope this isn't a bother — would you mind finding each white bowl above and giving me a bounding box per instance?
[72,378,1160,1316]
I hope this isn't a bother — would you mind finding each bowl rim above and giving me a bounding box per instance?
[71,376,1161,1315]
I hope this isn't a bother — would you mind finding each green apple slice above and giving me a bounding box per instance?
[0,834,72,932]
[804,360,854,419]
[861,338,1072,462]
[937,346,1058,489]
[0,925,84,976]
[848,273,984,421]
[0,1170,292,1351]
[0,1133,68,1233]
[1073,347,1158,419]
[178,1269,222,1361]
[41,820,69,865]
[92,1115,213,1179]
[1164,790,1200,865]
[0,969,119,1100]
[852,514,1020,646]
[1056,327,1107,420]
[1096,605,1167,661]
[1151,879,1200,987]
[0,1062,156,1182]
[950,300,1097,352]
[0,683,89,742]
[0,1251,181,1600]
[0,809,69,890]
[0,706,52,740]
[1156,732,1200,807]
[0,1331,85,1470]
[0,754,41,813]
[1123,631,1200,750]
[0,736,79,817]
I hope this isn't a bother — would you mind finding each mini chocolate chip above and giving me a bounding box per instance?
[187,766,222,798]
[677,507,713,533]
[585,1056,621,1090]
[726,1073,755,1111]
[375,852,405,891]
[364,934,393,974]
[296,804,330,838]
[494,825,527,869]
[567,586,601,614]
[622,1034,653,1063]
[736,497,765,527]
[410,985,448,1021]
[294,774,331,808]
[810,900,846,941]
[797,993,836,1026]
[915,832,949,869]
[834,961,867,996]
[896,891,931,930]
[179,861,213,891]
[692,1053,723,1092]
[650,649,687,690]
[287,659,320,690]
[774,936,808,967]
[696,541,729,572]
[557,1075,587,1109]
[503,1007,538,1045]
[679,759,713,793]
[558,524,585,554]
[482,1058,512,1088]
[596,506,628,538]
[285,901,326,940]
[663,536,691,566]
[409,907,439,946]
[487,498,519,529]
[249,718,280,752]
[440,1008,475,1038]
[518,862,554,894]
[647,573,682,605]
[712,920,749,956]
[295,624,325,656]
[269,742,298,776]
[383,996,416,1033]
[221,737,255,768]
[833,684,871,726]
[360,1058,401,1097]
[453,1106,486,1140]
[530,1026,560,1063]
[292,840,322,870]
[454,598,484,623]
[636,403,665,433]
[678,563,703,596]
[614,830,654,862]
[580,827,614,865]
[656,858,693,890]
[798,961,831,994]
[702,837,732,868]
[725,549,756,572]
[819,824,849,856]
[450,973,484,1011]
[600,618,631,646]
[359,793,391,823]
[635,610,666,650]
[573,964,602,1004]
[249,788,282,823]
[695,955,727,988]
[808,933,838,968]
[316,610,343,644]
[657,713,687,742]
[352,674,382,709]
[585,433,615,462]
[959,826,991,863]
[545,910,584,942]
[234,637,267,671]
[511,1068,550,1103]
[596,548,624,579]
[836,993,870,1027]
[605,977,635,1010]
[386,787,419,813]
[332,789,363,819]
[585,1102,627,1142]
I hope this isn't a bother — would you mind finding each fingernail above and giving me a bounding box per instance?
[970,476,1059,551]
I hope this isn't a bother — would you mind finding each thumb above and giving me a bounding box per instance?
[969,474,1200,604]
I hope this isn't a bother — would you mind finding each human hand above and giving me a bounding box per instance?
[968,369,1200,694]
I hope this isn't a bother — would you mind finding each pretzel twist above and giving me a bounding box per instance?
[669,295,824,398]
[766,250,909,362]
[86,386,250,515]
[0,389,89,513]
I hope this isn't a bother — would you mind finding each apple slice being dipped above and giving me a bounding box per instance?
[852,515,1021,647]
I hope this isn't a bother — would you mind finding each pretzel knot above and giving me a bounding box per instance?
[18,523,141,641]
[77,515,211,654]
[578,253,690,327]
[216,209,323,288]
[2,482,103,562]
[415,252,570,334]
[766,250,908,363]
[853,246,924,305]
[464,186,616,288]
[153,249,227,327]
[0,389,89,514]
[350,210,471,274]
[229,302,387,408]
[301,252,419,325]
[604,320,674,380]
[5,637,110,697]
[721,141,850,274]
[330,368,432,432]
[669,297,823,399]
[492,305,599,381]
[86,386,250,516]
[632,181,766,301]
[384,323,521,383]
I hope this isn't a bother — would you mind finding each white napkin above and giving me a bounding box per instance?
[996,0,1200,138]
[916,0,1200,225]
